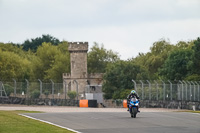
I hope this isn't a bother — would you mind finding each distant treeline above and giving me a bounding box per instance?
[0,34,119,82]
[0,35,200,99]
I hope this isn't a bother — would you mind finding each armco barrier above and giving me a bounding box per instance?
[79,99,97,108]
[0,97,79,106]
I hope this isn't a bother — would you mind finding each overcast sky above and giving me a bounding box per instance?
[0,0,200,60]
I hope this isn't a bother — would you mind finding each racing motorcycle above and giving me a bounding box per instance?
[128,97,139,118]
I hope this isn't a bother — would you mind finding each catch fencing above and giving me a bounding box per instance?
[132,80,200,102]
[0,79,81,106]
[0,80,72,99]
[0,80,200,103]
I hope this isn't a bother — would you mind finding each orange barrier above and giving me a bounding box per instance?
[123,100,127,108]
[79,100,88,107]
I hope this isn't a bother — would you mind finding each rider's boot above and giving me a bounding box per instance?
[127,108,129,111]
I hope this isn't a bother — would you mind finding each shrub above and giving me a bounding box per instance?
[185,74,200,81]
[44,90,50,98]
[4,84,13,96]
[67,91,77,99]
[30,89,40,98]
[112,89,131,100]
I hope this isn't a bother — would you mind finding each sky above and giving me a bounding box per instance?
[0,0,200,60]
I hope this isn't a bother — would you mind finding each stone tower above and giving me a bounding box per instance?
[69,42,88,79]
[63,42,103,99]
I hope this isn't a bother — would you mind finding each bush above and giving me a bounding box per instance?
[185,74,200,81]
[112,89,131,100]
[44,90,50,98]
[30,89,40,98]
[112,91,121,100]
[4,84,13,96]
[67,91,77,99]
[120,89,131,99]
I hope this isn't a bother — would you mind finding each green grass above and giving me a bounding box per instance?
[184,110,200,113]
[177,110,200,113]
[0,110,75,133]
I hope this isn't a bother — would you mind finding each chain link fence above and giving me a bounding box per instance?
[0,80,200,105]
[133,80,200,102]
[0,80,79,106]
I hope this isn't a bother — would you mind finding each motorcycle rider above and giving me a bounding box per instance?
[127,90,140,112]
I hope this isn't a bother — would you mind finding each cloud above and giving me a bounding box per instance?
[0,0,200,59]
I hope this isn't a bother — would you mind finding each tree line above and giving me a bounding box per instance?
[0,35,200,99]
[103,38,200,99]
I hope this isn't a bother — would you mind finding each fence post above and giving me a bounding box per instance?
[168,80,172,101]
[187,81,192,101]
[161,80,166,101]
[154,80,158,101]
[73,80,78,103]
[195,81,199,102]
[183,81,188,101]
[179,81,184,100]
[132,80,137,92]
[64,80,67,100]
[0,82,7,97]
[191,81,196,101]
[38,79,42,97]
[0,81,3,97]
[25,79,29,105]
[139,80,144,100]
[50,79,54,102]
[25,79,29,98]
[147,80,151,100]
[12,79,16,97]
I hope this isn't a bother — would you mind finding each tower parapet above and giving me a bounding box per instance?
[88,73,104,79]
[68,42,88,52]
[63,73,71,79]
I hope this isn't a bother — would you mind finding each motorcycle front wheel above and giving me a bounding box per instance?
[132,107,137,118]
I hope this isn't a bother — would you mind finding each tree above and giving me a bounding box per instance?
[88,42,120,73]
[45,42,70,82]
[34,42,70,82]
[133,39,174,79]
[0,49,32,81]
[0,43,27,58]
[159,49,193,80]
[22,34,60,52]
[103,60,149,99]
[0,41,70,82]
[192,37,200,74]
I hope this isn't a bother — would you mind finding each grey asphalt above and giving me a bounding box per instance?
[24,112,200,133]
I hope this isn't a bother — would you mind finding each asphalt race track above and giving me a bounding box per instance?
[24,112,200,133]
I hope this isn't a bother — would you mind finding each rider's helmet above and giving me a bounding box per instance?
[131,90,136,94]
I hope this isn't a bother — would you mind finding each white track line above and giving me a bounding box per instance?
[192,113,200,116]
[19,114,82,133]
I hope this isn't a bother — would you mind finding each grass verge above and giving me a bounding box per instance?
[177,110,200,113]
[0,110,75,133]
